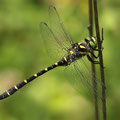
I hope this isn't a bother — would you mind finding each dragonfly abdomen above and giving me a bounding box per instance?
[0,61,66,100]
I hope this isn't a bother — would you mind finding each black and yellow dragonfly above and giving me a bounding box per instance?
[0,6,102,100]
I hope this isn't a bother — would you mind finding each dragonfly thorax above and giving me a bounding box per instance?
[61,36,97,66]
[63,43,89,65]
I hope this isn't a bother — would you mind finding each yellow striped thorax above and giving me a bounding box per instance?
[78,42,82,45]
[79,51,87,54]
[70,50,74,55]
[78,42,86,49]
[79,45,86,49]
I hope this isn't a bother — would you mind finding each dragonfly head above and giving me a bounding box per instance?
[85,36,97,49]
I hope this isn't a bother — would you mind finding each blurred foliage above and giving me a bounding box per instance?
[0,0,120,120]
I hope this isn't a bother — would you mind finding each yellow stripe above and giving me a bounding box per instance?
[91,37,97,45]
[6,91,10,96]
[14,85,18,90]
[70,50,74,55]
[24,80,27,83]
[79,51,87,54]
[45,68,48,71]
[64,57,67,62]
[80,45,85,49]
[55,62,58,66]
[78,42,82,45]
[34,74,37,77]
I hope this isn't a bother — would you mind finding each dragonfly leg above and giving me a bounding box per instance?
[93,47,104,52]
[87,55,100,64]
[92,46,104,58]
[90,52,99,59]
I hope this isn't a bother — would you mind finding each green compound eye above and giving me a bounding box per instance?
[90,41,96,48]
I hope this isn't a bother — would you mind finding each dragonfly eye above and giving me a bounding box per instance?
[89,36,97,49]
[89,41,96,48]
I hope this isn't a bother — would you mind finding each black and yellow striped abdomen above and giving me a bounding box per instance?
[0,59,68,100]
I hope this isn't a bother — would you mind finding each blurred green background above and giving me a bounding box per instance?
[0,0,120,120]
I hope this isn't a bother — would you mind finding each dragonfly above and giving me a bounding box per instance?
[0,6,103,100]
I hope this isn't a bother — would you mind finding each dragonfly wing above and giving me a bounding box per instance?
[40,22,66,62]
[65,56,103,101]
[73,57,103,101]
[49,6,74,50]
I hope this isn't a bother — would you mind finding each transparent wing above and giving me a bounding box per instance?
[64,63,86,91]
[49,6,74,50]
[65,56,104,101]
[40,22,66,62]
[73,57,103,100]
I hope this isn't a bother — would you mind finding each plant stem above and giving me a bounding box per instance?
[93,0,106,120]
[88,0,99,120]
